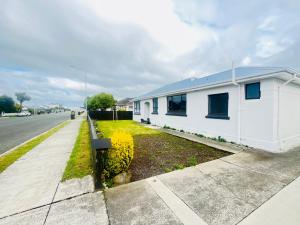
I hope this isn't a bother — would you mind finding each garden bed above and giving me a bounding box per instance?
[97,120,231,182]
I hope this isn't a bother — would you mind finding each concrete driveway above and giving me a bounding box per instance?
[105,148,300,225]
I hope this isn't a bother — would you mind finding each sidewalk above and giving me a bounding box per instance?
[105,148,300,225]
[0,116,108,225]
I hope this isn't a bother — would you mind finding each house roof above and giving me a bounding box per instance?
[134,66,298,101]
[117,97,133,106]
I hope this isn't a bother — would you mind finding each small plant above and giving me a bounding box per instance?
[217,136,226,142]
[195,133,205,138]
[164,167,172,173]
[163,125,176,130]
[173,163,185,170]
[180,129,184,133]
[187,156,198,166]
[105,131,134,178]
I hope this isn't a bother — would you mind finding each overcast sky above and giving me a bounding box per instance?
[0,0,299,107]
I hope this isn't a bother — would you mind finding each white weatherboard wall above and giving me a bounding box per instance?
[134,77,300,152]
[277,79,300,151]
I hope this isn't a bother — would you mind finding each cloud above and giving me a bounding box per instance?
[242,57,252,66]
[47,77,106,92]
[0,0,300,107]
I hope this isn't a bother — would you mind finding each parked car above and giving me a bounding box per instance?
[18,111,31,117]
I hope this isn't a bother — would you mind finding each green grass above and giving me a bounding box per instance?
[97,120,160,137]
[62,120,93,181]
[0,121,70,173]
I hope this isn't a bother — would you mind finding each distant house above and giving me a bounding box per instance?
[133,67,300,153]
[116,98,133,111]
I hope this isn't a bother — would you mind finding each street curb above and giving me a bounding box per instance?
[0,119,70,157]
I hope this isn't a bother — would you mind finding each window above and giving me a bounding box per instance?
[206,93,229,120]
[152,98,158,114]
[166,94,186,116]
[245,82,261,99]
[134,101,140,114]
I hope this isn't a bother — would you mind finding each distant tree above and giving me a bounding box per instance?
[15,103,22,113]
[15,92,31,112]
[88,93,116,111]
[0,95,16,113]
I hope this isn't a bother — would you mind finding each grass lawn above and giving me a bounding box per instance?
[62,120,93,181]
[97,120,231,181]
[0,121,70,173]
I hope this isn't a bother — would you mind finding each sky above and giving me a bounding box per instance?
[0,0,299,107]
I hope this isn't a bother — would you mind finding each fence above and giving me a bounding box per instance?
[87,115,111,189]
[89,110,133,120]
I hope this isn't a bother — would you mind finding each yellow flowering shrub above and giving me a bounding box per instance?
[105,131,134,178]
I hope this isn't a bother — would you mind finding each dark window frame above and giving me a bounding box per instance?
[152,98,158,114]
[206,92,230,120]
[245,82,261,100]
[166,94,187,116]
[134,101,140,115]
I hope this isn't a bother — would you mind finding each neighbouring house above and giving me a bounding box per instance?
[133,67,300,153]
[116,98,133,111]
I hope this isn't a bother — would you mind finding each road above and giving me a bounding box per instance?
[0,112,70,155]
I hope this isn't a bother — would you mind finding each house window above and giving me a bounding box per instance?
[134,101,140,114]
[166,94,186,116]
[245,82,261,99]
[206,93,229,120]
[152,98,158,114]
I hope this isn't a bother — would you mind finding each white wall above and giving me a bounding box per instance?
[276,79,300,151]
[239,79,277,151]
[133,78,300,152]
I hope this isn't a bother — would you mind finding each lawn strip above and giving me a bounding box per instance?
[0,120,70,173]
[62,120,93,181]
[97,120,232,182]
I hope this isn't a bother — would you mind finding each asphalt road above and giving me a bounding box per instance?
[0,112,70,155]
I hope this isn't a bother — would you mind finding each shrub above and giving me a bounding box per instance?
[217,136,226,142]
[105,131,134,178]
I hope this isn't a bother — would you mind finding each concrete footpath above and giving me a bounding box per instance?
[105,148,300,225]
[0,116,108,225]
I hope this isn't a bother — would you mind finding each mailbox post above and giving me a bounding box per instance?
[88,115,112,189]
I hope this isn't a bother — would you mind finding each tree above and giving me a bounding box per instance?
[15,92,31,112]
[88,93,116,111]
[0,95,17,113]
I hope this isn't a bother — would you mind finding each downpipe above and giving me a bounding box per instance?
[231,63,241,144]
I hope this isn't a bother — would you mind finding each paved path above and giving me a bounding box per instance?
[0,113,70,154]
[105,148,300,225]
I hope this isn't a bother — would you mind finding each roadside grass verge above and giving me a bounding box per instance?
[62,120,92,181]
[0,121,70,173]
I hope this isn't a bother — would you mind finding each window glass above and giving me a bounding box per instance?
[207,93,229,119]
[167,94,186,115]
[152,98,158,113]
[134,101,140,114]
[245,82,260,99]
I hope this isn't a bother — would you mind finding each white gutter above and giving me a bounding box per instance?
[276,73,298,150]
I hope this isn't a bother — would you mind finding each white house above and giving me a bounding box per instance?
[133,67,300,153]
[116,98,134,111]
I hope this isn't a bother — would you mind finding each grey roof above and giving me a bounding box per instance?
[117,97,133,105]
[134,66,294,100]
